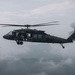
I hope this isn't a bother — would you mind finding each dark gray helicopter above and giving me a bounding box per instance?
[0,21,75,48]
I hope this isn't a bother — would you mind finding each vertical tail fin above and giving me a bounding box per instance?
[67,23,75,42]
[67,30,75,42]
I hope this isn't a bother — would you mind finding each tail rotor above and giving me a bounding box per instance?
[71,22,75,29]
[69,22,75,35]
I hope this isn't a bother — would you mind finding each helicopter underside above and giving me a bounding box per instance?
[3,34,72,45]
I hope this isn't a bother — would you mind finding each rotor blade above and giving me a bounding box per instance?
[32,21,59,25]
[0,24,30,27]
[0,24,24,26]
[48,21,59,23]
[0,21,59,27]
[0,24,59,28]
[31,21,59,27]
[31,24,59,27]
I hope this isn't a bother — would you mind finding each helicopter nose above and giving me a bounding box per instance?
[3,35,8,39]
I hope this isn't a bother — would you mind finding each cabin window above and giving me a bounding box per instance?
[32,34,38,39]
[27,33,31,38]
[32,34,43,39]
[38,34,42,39]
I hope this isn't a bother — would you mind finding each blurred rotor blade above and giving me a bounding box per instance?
[40,21,59,24]
[0,24,23,26]
[0,24,30,27]
[71,22,75,29]
[31,24,59,27]
[32,21,59,25]
[69,31,74,35]
[46,21,59,23]
[0,21,59,28]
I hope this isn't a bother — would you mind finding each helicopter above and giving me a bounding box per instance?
[0,21,75,48]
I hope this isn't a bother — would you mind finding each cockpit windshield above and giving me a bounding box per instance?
[7,31,12,35]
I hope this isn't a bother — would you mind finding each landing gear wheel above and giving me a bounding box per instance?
[20,41,23,45]
[16,40,20,45]
[16,40,23,45]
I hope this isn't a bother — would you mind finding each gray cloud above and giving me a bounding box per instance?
[0,44,75,75]
[0,0,75,24]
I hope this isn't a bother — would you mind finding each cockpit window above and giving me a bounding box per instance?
[8,31,12,35]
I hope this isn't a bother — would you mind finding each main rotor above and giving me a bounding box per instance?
[0,21,59,29]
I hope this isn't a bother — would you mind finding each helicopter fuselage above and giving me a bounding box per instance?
[3,29,73,45]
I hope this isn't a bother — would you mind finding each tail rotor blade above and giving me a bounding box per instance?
[71,22,75,29]
[69,31,74,35]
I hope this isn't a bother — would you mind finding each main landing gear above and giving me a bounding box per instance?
[16,33,24,45]
[16,40,23,45]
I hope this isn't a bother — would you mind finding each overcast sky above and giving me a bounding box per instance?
[0,0,75,75]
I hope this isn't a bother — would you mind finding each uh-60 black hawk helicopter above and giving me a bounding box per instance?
[0,21,75,48]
